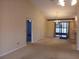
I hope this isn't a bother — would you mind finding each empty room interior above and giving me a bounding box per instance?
[0,0,79,59]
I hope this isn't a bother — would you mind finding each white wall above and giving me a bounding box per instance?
[76,7,79,50]
[74,7,79,50]
[76,5,79,50]
[0,1,2,55]
[46,21,55,38]
[0,0,45,56]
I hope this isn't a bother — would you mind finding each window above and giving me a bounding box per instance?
[55,22,69,39]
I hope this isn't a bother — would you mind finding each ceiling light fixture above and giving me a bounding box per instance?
[58,0,65,6]
[58,0,77,6]
[71,0,77,6]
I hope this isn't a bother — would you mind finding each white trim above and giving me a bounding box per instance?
[0,44,26,57]
[31,20,33,43]
[31,19,33,43]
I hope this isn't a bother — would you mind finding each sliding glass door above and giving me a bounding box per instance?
[55,22,69,39]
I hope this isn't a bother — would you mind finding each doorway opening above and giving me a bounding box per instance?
[55,22,69,39]
[26,20,32,43]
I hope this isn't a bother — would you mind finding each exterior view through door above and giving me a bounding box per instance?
[26,20,32,43]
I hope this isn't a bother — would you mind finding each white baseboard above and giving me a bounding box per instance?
[0,44,26,57]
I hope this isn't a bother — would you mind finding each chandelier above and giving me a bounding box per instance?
[58,0,77,6]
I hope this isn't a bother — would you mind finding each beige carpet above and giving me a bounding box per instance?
[0,38,79,59]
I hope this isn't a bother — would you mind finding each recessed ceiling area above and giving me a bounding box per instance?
[31,0,78,19]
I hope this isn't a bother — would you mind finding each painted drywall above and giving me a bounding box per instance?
[0,0,45,56]
[46,21,55,38]
[0,1,3,55]
[76,13,79,50]
[76,6,79,50]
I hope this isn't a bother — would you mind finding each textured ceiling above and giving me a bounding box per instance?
[31,0,78,19]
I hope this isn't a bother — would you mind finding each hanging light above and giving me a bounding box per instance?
[71,0,77,6]
[58,0,65,6]
[58,0,77,6]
